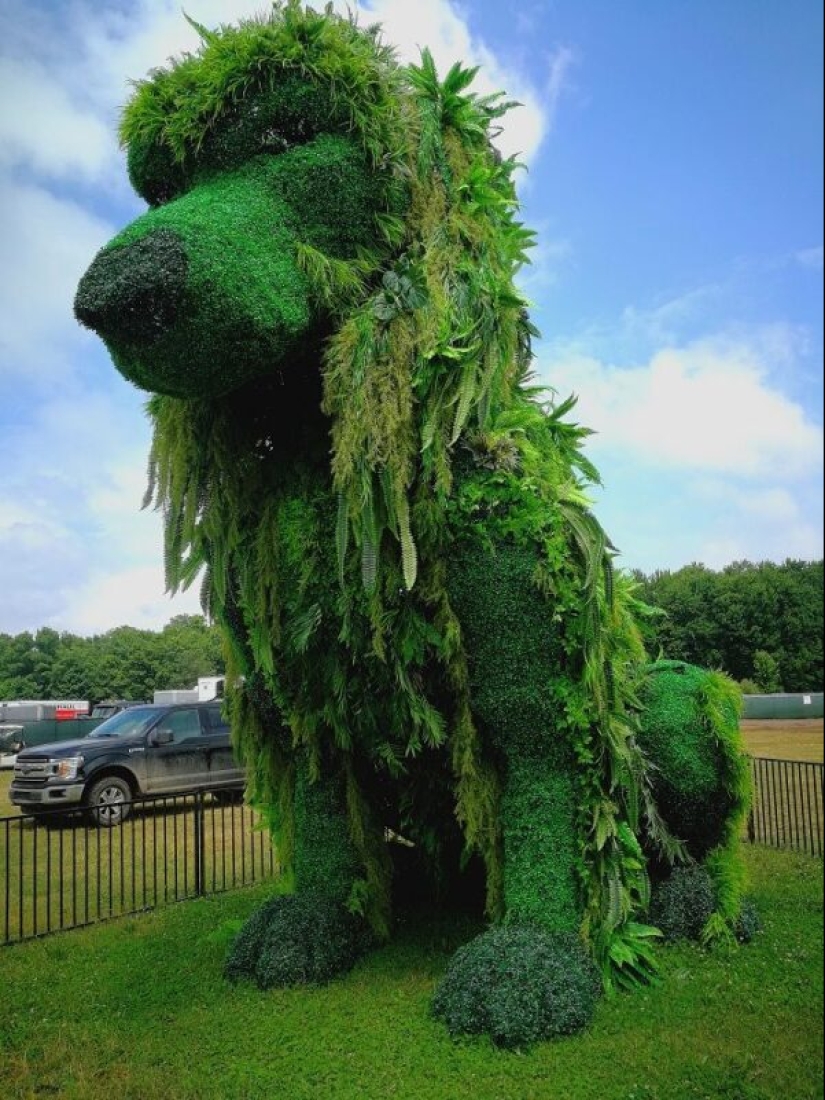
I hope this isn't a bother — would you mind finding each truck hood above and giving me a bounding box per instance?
[16,736,141,759]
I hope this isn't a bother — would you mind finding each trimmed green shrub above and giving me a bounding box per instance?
[432,925,601,1048]
[735,897,762,944]
[447,540,580,934]
[649,866,761,945]
[225,891,370,988]
[649,866,716,942]
[80,135,384,399]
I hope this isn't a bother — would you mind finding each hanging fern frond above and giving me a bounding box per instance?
[335,493,350,586]
[361,507,379,592]
[396,489,418,590]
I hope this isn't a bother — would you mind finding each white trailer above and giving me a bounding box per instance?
[153,676,225,706]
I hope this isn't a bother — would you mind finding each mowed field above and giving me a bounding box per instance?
[740,717,823,762]
[1,845,822,1100]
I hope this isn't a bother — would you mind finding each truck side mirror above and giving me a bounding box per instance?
[150,728,174,746]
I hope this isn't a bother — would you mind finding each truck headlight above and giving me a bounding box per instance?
[52,756,84,780]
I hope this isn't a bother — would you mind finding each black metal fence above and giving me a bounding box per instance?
[3,761,821,947]
[747,757,824,858]
[2,787,277,946]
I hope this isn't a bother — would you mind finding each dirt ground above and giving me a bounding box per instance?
[740,718,824,762]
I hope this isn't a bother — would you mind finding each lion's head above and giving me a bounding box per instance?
[74,1,534,596]
[74,9,407,402]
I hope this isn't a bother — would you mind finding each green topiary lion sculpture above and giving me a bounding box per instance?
[74,2,753,1046]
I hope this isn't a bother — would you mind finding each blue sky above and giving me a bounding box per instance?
[0,0,822,635]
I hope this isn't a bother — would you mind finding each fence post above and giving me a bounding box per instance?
[193,791,205,896]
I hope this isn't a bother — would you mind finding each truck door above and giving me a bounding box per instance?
[144,708,208,794]
[202,705,245,790]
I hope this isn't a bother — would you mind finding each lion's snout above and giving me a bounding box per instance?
[75,228,188,346]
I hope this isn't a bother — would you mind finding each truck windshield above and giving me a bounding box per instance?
[91,705,119,719]
[85,707,158,739]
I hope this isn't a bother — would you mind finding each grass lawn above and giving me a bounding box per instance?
[0,845,822,1100]
[740,719,823,763]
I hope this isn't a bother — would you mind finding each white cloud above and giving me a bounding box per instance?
[0,500,65,538]
[52,564,203,635]
[711,485,800,522]
[687,483,822,568]
[0,58,115,182]
[542,336,823,479]
[0,460,204,635]
[696,519,824,571]
[343,0,549,160]
[546,46,576,131]
[0,181,113,383]
[0,386,202,634]
[0,0,561,636]
[4,0,553,166]
[516,235,572,296]
[617,283,724,349]
[538,327,823,573]
[0,1,553,381]
[0,512,88,631]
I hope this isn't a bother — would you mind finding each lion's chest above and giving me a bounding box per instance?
[234,472,437,761]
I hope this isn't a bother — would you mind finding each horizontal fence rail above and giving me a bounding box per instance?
[2,787,277,946]
[747,757,824,858]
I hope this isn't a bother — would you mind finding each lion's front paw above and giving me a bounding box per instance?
[431,924,601,1048]
[225,891,371,988]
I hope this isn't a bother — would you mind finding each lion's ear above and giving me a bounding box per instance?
[127,139,189,207]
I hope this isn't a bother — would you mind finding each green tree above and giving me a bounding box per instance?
[1,616,224,704]
[752,650,783,693]
[636,559,823,691]
[157,615,224,690]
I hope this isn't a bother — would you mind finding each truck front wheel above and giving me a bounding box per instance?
[86,776,133,827]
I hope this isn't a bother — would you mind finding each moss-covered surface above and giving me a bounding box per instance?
[78,135,383,397]
[225,890,370,988]
[638,660,744,859]
[446,539,580,932]
[649,865,762,946]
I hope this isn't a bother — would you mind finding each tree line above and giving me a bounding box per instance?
[632,559,823,693]
[1,559,822,703]
[0,615,224,705]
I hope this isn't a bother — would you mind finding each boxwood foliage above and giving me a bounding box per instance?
[649,866,716,943]
[637,661,746,859]
[734,897,763,944]
[225,890,370,987]
[94,0,750,1009]
[432,925,601,1048]
[650,866,762,946]
[445,538,581,936]
[80,134,386,398]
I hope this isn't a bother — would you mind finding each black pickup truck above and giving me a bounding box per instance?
[9,702,244,825]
